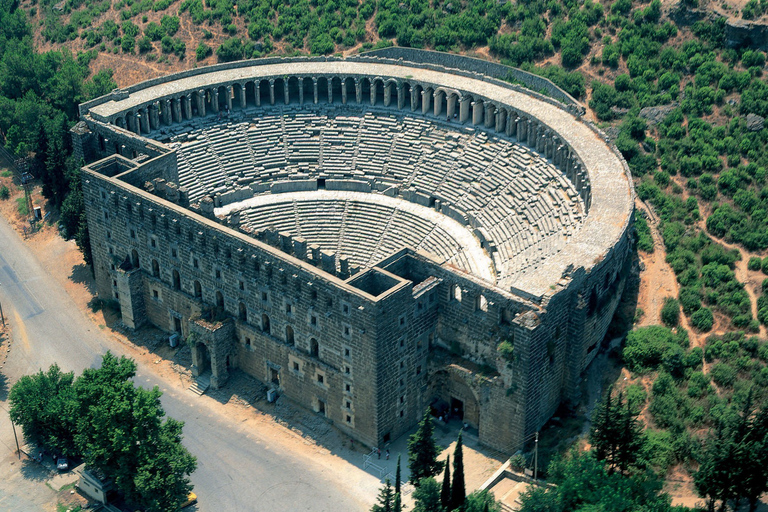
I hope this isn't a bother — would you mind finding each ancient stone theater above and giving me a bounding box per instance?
[73,51,634,452]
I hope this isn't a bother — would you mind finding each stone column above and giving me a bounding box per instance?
[239,84,247,108]
[370,81,377,106]
[314,79,319,104]
[341,80,347,104]
[130,113,140,134]
[459,97,470,123]
[495,109,505,133]
[211,89,220,113]
[298,84,304,105]
[355,79,362,104]
[397,84,404,109]
[484,103,494,129]
[327,79,333,104]
[472,101,483,125]
[283,80,290,105]
[421,90,431,115]
[384,82,392,107]
[433,90,443,117]
[410,86,419,111]
[139,108,150,133]
[163,99,172,125]
[506,112,517,137]
[269,80,275,105]
[447,94,457,120]
[150,103,160,130]
[184,95,193,120]
[196,91,206,117]
[225,86,233,111]
[255,82,262,107]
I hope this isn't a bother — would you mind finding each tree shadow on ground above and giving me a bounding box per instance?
[19,456,54,482]
[69,263,96,295]
[0,372,8,401]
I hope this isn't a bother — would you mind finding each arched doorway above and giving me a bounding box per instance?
[193,280,202,299]
[131,249,140,269]
[239,302,248,322]
[285,325,294,345]
[310,338,319,358]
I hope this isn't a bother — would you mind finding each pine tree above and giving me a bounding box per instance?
[408,408,444,485]
[590,387,616,465]
[372,478,395,512]
[450,432,466,511]
[616,398,644,475]
[440,454,451,509]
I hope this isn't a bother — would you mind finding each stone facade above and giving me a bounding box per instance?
[75,55,634,453]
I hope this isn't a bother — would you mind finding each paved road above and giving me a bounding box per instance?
[0,215,372,512]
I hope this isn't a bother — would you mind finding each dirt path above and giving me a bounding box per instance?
[634,199,680,327]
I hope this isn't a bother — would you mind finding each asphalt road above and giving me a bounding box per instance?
[0,215,371,512]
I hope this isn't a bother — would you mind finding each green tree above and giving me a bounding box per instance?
[519,450,674,512]
[408,409,444,485]
[440,454,451,509]
[372,478,395,512]
[74,352,196,512]
[413,477,443,512]
[464,490,501,512]
[450,432,466,511]
[590,389,645,475]
[8,364,78,456]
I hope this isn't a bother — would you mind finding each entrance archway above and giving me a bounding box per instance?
[195,342,210,374]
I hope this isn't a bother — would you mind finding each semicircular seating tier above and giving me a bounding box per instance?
[168,105,585,284]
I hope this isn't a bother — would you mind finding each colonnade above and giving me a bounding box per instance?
[106,74,590,208]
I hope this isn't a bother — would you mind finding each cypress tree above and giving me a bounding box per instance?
[395,454,402,512]
[450,432,466,511]
[440,454,451,509]
[408,408,444,485]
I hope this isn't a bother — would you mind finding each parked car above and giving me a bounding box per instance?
[56,458,69,471]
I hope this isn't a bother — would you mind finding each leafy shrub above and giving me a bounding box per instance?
[691,307,714,331]
[623,325,689,373]
[748,257,763,271]
[661,297,680,327]
[0,185,9,200]
[635,215,654,252]
[497,340,515,361]
[195,42,211,61]
[710,362,737,387]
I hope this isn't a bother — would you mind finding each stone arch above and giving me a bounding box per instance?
[317,76,330,104]
[215,290,224,308]
[429,369,481,429]
[360,77,372,105]
[285,325,294,345]
[258,79,271,105]
[410,82,422,111]
[115,116,125,129]
[131,249,140,269]
[193,280,202,299]
[342,77,355,104]
[238,301,247,322]
[152,258,160,278]
[245,81,257,107]
[262,313,271,335]
[172,269,181,290]
[287,76,301,104]
[370,77,385,105]
[302,76,315,104]
[273,77,286,105]
[451,283,462,302]
[330,76,343,104]
[125,111,137,133]
[400,81,412,105]
[232,83,245,109]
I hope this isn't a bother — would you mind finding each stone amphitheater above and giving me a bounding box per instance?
[73,52,634,453]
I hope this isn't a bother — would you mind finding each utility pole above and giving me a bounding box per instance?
[534,431,539,480]
[11,420,20,459]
